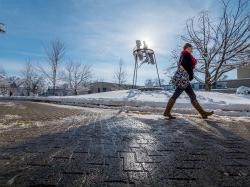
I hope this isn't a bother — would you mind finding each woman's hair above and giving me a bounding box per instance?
[183,43,192,50]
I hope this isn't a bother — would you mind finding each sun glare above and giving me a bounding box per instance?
[143,37,152,48]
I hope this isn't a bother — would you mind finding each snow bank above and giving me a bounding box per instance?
[1,89,250,113]
[236,86,250,95]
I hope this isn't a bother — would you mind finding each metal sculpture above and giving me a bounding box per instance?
[132,40,161,88]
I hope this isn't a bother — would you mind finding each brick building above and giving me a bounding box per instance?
[237,63,250,79]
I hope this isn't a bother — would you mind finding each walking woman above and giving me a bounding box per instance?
[164,43,214,119]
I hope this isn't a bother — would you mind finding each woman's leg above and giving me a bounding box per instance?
[164,87,184,119]
[184,84,213,119]
[171,87,185,101]
[184,84,197,102]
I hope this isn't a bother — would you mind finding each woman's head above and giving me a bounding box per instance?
[183,43,193,53]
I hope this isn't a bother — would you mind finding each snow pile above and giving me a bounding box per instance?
[236,86,250,95]
[1,89,250,113]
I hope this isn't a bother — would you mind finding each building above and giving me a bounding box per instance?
[43,84,72,96]
[237,63,250,79]
[42,81,92,96]
[212,63,250,92]
[88,82,133,93]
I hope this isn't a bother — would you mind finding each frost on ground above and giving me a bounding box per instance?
[0,101,117,147]
[0,101,114,134]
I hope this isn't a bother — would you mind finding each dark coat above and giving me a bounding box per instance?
[180,52,194,81]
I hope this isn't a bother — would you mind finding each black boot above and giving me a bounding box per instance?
[191,100,214,119]
[163,98,176,120]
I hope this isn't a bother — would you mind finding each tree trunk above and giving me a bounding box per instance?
[205,82,212,91]
[26,87,31,96]
[74,89,77,95]
[204,70,212,91]
[53,84,55,95]
[53,69,56,96]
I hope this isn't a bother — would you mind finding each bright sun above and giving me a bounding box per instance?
[134,31,154,48]
[143,36,153,48]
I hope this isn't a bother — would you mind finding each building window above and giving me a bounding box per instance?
[98,88,100,92]
[103,88,107,92]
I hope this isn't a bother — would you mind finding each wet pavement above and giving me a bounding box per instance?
[0,101,250,187]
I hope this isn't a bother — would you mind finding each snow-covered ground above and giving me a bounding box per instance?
[237,86,250,95]
[1,89,250,117]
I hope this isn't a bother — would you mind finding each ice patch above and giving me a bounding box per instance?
[4,115,20,120]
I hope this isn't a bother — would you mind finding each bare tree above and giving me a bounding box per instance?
[22,61,33,96]
[181,0,250,91]
[113,59,127,87]
[39,40,66,95]
[7,76,23,96]
[22,60,43,96]
[0,23,5,33]
[64,61,92,95]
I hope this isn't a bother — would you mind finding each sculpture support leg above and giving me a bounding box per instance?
[132,56,137,89]
[154,54,161,87]
[134,62,138,89]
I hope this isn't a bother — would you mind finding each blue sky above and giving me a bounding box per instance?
[0,0,236,85]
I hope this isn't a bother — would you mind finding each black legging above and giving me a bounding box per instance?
[171,84,197,102]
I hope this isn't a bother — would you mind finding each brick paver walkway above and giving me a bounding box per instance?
[0,101,250,186]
